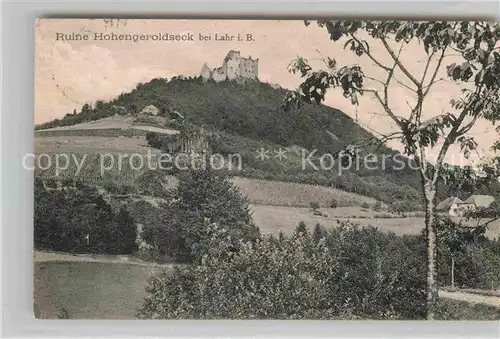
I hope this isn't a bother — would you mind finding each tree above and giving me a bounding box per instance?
[138,223,427,320]
[284,20,500,319]
[433,216,485,289]
[144,168,261,262]
[330,198,339,208]
[309,201,320,211]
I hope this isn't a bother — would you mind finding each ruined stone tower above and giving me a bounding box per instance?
[201,50,258,82]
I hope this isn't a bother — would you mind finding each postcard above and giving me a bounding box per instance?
[33,19,500,320]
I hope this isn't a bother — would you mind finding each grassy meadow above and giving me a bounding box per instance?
[34,261,165,319]
[232,177,377,207]
[250,204,500,239]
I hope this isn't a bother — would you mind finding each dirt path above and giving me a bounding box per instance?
[34,251,174,269]
[439,290,500,308]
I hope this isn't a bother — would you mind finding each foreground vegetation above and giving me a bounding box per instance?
[137,219,499,320]
[34,259,499,320]
[34,168,500,320]
[34,178,137,254]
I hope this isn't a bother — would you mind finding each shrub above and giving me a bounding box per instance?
[361,202,370,209]
[134,171,168,197]
[142,168,261,263]
[138,222,427,320]
[435,299,500,320]
[428,215,500,290]
[45,178,57,189]
[34,181,138,254]
[312,223,327,243]
[373,201,382,212]
[309,201,320,211]
[329,198,339,208]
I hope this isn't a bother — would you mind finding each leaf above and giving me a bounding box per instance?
[343,38,354,50]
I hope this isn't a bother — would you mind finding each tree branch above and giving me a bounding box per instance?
[380,37,421,88]
[362,89,404,128]
[457,116,479,135]
[431,89,482,186]
[423,48,447,98]
[349,33,391,71]
[421,50,436,85]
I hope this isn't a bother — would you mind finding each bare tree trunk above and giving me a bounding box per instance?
[423,181,439,320]
[451,256,455,289]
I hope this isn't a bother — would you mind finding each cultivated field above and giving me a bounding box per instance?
[232,177,377,207]
[34,136,158,154]
[35,115,179,134]
[250,204,500,239]
[37,116,136,131]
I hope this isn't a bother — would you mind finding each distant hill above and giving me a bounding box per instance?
[35,76,500,209]
[36,76,391,154]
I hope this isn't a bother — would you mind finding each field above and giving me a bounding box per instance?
[34,261,165,319]
[34,115,179,136]
[34,136,158,154]
[33,256,499,320]
[232,177,377,208]
[250,204,500,239]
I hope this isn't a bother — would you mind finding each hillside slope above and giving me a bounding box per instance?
[35,76,500,207]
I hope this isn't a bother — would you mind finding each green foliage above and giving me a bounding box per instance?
[138,222,427,320]
[312,223,328,243]
[431,216,500,290]
[141,168,260,263]
[309,201,320,210]
[436,299,500,320]
[102,181,134,195]
[329,198,339,208]
[57,308,70,319]
[133,170,170,198]
[34,178,138,254]
[296,221,308,235]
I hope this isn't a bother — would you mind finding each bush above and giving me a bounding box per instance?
[309,201,320,211]
[329,198,339,208]
[432,215,500,290]
[141,168,261,263]
[373,201,382,212]
[34,180,138,254]
[361,202,370,209]
[134,171,169,197]
[138,222,427,320]
[435,299,500,320]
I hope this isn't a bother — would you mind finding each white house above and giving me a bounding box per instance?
[436,197,473,217]
[140,105,160,116]
[437,194,495,216]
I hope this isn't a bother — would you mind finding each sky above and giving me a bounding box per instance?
[35,19,499,165]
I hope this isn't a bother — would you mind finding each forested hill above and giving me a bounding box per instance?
[36,76,393,156]
[36,76,500,208]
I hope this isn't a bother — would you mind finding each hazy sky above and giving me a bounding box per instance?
[35,19,498,165]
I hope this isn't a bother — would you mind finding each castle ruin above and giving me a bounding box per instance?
[201,50,258,82]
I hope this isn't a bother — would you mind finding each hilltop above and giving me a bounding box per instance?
[36,76,388,155]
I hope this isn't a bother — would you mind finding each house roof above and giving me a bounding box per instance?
[140,105,159,114]
[436,197,464,211]
[464,195,495,208]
